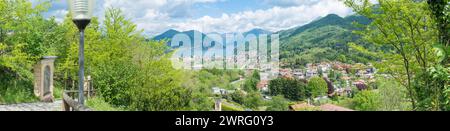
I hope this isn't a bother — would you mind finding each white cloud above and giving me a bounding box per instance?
[98,0,226,35]
[263,0,322,7]
[35,0,353,36]
[140,0,352,35]
[101,0,223,18]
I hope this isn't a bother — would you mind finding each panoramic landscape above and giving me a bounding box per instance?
[0,0,449,111]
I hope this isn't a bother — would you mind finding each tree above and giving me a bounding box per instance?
[231,90,245,105]
[284,79,308,101]
[324,77,335,95]
[423,0,450,111]
[243,78,258,92]
[0,0,60,103]
[328,70,336,81]
[0,0,51,79]
[268,78,283,96]
[377,78,410,111]
[266,95,290,111]
[243,91,263,110]
[344,0,439,109]
[307,77,328,99]
[180,71,213,111]
[413,65,450,111]
[243,70,260,92]
[353,90,381,111]
[318,68,323,77]
[268,78,308,101]
[58,8,192,111]
[427,0,449,64]
[251,70,261,80]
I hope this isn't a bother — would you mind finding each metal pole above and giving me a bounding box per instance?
[78,29,85,105]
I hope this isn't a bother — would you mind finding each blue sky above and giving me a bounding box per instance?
[33,0,354,36]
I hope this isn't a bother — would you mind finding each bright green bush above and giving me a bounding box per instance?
[307,77,328,98]
[86,97,122,111]
[266,95,290,111]
[353,90,381,111]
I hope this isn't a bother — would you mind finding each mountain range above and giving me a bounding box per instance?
[153,28,272,43]
[152,13,375,68]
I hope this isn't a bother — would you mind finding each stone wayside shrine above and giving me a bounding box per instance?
[34,56,57,102]
[215,99,222,111]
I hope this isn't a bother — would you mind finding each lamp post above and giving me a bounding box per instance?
[69,0,94,105]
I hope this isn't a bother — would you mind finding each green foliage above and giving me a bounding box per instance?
[0,0,61,102]
[178,69,242,110]
[269,78,308,101]
[266,95,290,111]
[53,84,63,99]
[222,101,245,111]
[0,83,37,104]
[328,70,336,81]
[196,69,241,89]
[251,70,261,80]
[348,78,411,111]
[344,0,441,110]
[242,91,263,110]
[423,0,450,111]
[181,71,213,111]
[230,89,263,110]
[268,78,283,96]
[353,90,381,111]
[243,70,260,92]
[282,79,308,101]
[189,92,213,111]
[446,84,450,110]
[307,77,328,98]
[427,0,450,61]
[86,97,123,111]
[103,9,190,111]
[231,90,245,105]
[279,14,377,68]
[57,8,192,111]
[433,44,449,64]
[0,43,33,83]
[413,65,450,111]
[377,78,410,111]
[332,96,356,110]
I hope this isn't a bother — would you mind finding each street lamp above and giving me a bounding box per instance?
[69,0,94,105]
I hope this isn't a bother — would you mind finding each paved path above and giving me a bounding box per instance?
[230,78,245,85]
[0,100,62,111]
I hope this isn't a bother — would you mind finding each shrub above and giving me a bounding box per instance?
[269,78,308,101]
[353,90,381,111]
[307,77,328,98]
[266,95,290,111]
[86,97,122,111]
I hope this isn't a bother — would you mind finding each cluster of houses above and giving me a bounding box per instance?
[211,61,377,111]
[212,61,376,95]
[256,62,377,96]
[177,50,270,70]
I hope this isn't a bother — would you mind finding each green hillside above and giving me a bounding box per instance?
[278,14,376,68]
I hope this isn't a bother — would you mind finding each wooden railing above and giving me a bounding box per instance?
[62,91,92,111]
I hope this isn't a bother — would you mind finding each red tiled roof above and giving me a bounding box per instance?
[319,104,353,111]
[290,103,315,111]
[290,103,353,111]
[257,80,269,89]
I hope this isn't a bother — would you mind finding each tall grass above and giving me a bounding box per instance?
[86,97,123,111]
[0,80,38,104]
